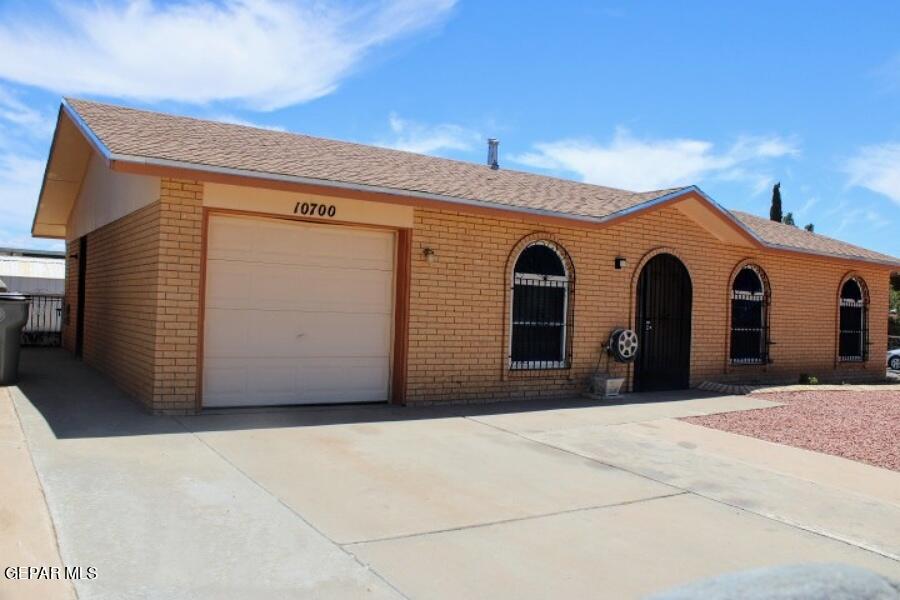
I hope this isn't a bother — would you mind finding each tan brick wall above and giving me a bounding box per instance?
[67,178,203,413]
[61,239,79,352]
[405,205,891,404]
[82,202,161,402]
[67,175,890,410]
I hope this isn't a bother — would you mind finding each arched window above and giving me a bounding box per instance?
[730,265,769,364]
[510,242,571,370]
[839,278,868,362]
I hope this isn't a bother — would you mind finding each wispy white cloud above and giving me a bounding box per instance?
[0,87,55,137]
[0,151,54,249]
[837,208,890,234]
[511,128,799,191]
[376,113,481,155]
[0,87,60,250]
[845,142,900,205]
[796,196,820,218]
[0,0,456,111]
[823,198,891,234]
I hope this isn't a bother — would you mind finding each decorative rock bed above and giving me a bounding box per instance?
[684,390,900,472]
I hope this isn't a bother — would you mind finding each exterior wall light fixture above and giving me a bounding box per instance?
[423,247,436,263]
[614,256,627,270]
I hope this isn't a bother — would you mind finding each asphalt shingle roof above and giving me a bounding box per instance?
[66,98,676,220]
[732,211,898,265]
[64,98,898,267]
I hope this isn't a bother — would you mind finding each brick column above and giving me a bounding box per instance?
[151,178,203,413]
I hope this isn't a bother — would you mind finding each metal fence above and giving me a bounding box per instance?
[21,294,63,347]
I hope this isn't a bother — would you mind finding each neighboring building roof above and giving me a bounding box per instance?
[0,254,65,276]
[0,247,65,259]
[37,98,900,268]
[731,211,900,265]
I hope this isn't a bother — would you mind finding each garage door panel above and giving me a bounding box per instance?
[203,357,388,406]
[255,365,297,395]
[298,358,390,403]
[208,217,394,271]
[250,311,392,358]
[205,309,391,359]
[248,263,392,313]
[207,217,255,260]
[203,215,395,407]
[290,227,394,270]
[204,364,248,398]
[206,261,392,312]
[204,308,252,356]
[205,261,253,307]
[284,267,392,312]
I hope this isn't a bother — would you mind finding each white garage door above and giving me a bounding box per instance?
[203,215,395,407]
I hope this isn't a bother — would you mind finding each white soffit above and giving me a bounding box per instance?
[32,112,92,238]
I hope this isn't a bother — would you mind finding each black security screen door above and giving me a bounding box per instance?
[634,253,692,391]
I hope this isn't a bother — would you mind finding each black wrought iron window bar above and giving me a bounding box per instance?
[730,268,769,365]
[509,241,572,371]
[838,297,867,362]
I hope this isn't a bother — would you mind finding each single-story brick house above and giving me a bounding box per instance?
[31,99,900,413]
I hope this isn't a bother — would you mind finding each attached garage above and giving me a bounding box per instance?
[202,214,396,407]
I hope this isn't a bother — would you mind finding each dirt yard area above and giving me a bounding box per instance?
[684,390,900,471]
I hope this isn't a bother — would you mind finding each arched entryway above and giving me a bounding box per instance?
[634,253,693,391]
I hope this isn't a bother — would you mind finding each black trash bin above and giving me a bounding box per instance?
[0,293,30,385]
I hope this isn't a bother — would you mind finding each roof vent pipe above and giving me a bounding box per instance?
[487,138,499,170]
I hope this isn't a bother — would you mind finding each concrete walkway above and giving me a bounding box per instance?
[0,387,75,600]
[6,349,900,599]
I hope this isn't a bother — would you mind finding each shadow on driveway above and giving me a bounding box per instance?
[17,347,720,439]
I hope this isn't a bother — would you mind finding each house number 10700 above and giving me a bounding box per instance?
[294,202,337,218]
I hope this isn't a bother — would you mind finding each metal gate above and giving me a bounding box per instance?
[634,254,692,391]
[21,294,64,347]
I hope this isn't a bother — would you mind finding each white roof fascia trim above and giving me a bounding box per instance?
[61,99,114,165]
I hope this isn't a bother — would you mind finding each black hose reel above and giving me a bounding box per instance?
[608,328,639,363]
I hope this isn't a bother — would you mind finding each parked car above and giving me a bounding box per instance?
[889,349,900,371]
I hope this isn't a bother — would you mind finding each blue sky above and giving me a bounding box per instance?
[1,0,898,256]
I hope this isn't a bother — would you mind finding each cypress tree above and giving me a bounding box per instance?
[770,182,783,222]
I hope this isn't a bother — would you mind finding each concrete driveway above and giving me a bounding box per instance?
[6,349,900,599]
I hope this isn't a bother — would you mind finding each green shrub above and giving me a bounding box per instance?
[798,373,819,385]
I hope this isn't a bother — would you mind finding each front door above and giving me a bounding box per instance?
[634,253,692,391]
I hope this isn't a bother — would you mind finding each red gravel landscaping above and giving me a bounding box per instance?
[683,391,900,471]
